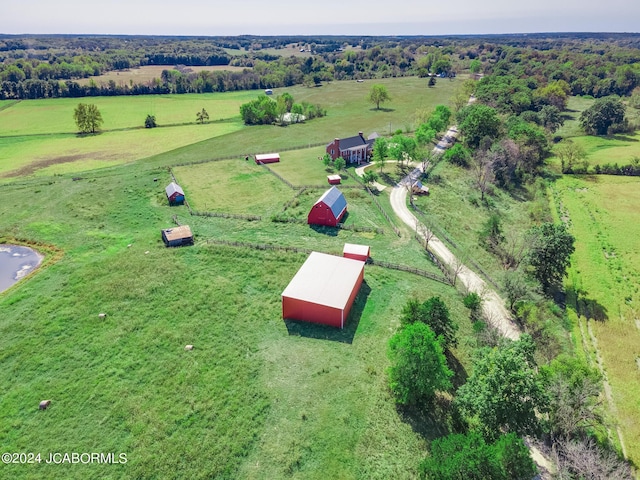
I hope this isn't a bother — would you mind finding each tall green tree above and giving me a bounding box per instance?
[373,137,389,173]
[368,84,390,110]
[196,108,209,124]
[580,96,626,135]
[419,431,536,480]
[73,103,103,134]
[400,296,458,349]
[456,334,548,440]
[456,104,502,148]
[388,322,453,405]
[527,222,575,292]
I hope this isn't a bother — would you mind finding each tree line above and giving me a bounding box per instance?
[2,33,640,100]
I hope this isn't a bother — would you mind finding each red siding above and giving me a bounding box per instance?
[282,297,343,328]
[282,268,363,329]
[307,201,345,227]
[326,140,340,160]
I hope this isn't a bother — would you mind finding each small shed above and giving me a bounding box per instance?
[161,225,193,247]
[327,174,341,185]
[411,180,430,195]
[308,186,347,227]
[165,182,185,205]
[282,251,365,329]
[343,243,370,262]
[255,153,280,164]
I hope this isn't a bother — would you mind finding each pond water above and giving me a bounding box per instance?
[0,245,43,293]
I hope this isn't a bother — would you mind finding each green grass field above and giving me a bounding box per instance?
[0,77,480,479]
[551,175,640,465]
[0,76,461,179]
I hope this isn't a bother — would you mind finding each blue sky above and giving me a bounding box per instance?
[4,0,640,36]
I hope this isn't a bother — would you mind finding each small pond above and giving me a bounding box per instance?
[0,245,43,293]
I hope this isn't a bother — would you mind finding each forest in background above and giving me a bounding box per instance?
[1,33,640,99]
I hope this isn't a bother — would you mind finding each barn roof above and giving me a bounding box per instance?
[315,186,347,219]
[343,243,370,258]
[162,225,192,241]
[282,252,364,310]
[255,153,280,161]
[165,182,184,197]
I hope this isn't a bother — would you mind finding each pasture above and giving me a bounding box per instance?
[76,65,250,86]
[551,175,640,465]
[0,76,478,479]
[0,76,461,178]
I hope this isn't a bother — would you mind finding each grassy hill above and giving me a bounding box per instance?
[0,77,477,479]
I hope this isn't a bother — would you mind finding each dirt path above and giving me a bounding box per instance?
[386,123,520,339]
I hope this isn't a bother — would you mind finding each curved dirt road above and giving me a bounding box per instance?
[387,124,520,339]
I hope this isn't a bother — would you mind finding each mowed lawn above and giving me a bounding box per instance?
[553,175,640,464]
[173,158,294,217]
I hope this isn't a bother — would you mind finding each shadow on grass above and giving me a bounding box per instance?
[283,281,370,344]
[309,224,339,236]
[566,285,609,321]
[370,107,395,113]
[379,172,398,187]
[446,350,468,390]
[396,393,464,441]
[608,134,639,142]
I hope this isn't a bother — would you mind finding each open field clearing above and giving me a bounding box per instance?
[0,77,461,178]
[0,122,243,178]
[552,175,640,465]
[567,133,640,167]
[76,65,250,86]
[173,159,294,217]
[0,160,473,479]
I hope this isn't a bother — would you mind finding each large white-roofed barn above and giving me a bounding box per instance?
[282,252,365,329]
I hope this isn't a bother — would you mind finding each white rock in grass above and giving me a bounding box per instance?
[184,345,194,351]
[39,400,51,410]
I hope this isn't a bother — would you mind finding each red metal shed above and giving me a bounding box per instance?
[307,186,347,227]
[327,174,341,185]
[343,243,370,262]
[282,252,365,329]
[255,153,280,164]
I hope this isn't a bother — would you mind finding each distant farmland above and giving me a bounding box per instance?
[76,65,250,86]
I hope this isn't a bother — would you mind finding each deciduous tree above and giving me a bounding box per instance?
[196,108,210,124]
[144,114,157,128]
[526,222,575,293]
[368,84,390,110]
[373,137,388,173]
[456,334,548,440]
[387,323,453,405]
[419,431,536,480]
[580,96,626,135]
[400,296,459,349]
[457,104,502,148]
[74,103,103,134]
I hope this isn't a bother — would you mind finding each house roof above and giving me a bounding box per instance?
[335,133,368,150]
[330,132,378,151]
[282,252,364,310]
[315,186,347,219]
[165,182,184,197]
[162,225,193,241]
